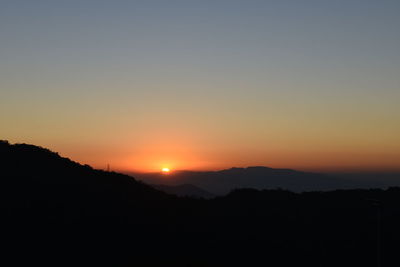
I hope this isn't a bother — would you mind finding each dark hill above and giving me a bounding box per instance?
[3,140,400,267]
[0,140,183,265]
[0,140,171,212]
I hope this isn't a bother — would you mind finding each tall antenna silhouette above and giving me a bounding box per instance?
[107,164,110,172]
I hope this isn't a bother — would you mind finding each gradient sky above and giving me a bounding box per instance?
[1,0,399,172]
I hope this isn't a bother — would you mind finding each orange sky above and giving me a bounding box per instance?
[1,1,400,173]
[10,129,398,173]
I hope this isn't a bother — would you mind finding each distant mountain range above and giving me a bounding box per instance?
[131,167,358,195]
[134,168,400,196]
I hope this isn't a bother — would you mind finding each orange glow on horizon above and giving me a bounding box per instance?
[40,131,400,174]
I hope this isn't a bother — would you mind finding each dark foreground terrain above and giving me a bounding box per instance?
[1,140,400,266]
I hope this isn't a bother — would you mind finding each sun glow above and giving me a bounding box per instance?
[161,167,171,173]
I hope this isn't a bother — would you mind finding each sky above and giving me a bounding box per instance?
[1,0,399,173]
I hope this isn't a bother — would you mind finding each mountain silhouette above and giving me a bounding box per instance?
[3,140,400,267]
[133,166,353,195]
[0,140,170,204]
[0,140,179,265]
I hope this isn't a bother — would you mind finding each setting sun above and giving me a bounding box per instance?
[161,167,171,173]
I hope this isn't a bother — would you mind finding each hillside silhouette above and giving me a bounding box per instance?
[2,140,400,266]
